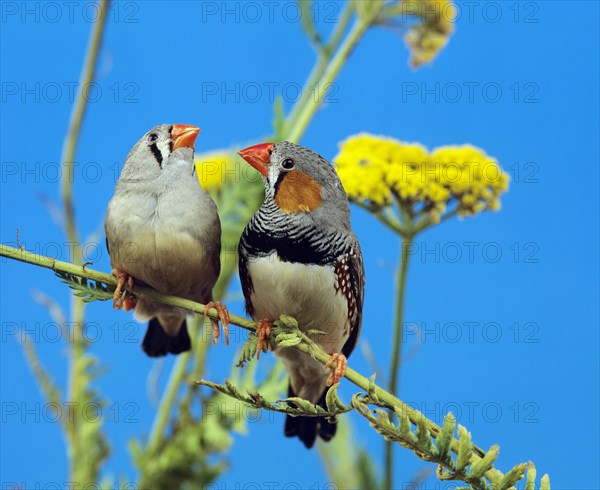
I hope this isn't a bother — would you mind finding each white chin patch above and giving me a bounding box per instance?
[169,148,193,167]
[268,165,279,192]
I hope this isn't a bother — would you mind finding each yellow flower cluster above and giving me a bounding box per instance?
[403,0,456,68]
[335,134,509,223]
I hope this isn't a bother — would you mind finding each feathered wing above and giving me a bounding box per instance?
[238,235,255,317]
[341,239,365,358]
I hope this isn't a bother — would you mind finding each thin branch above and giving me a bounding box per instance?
[3,244,553,487]
[284,1,354,137]
[354,201,408,235]
[194,378,351,417]
[145,356,191,455]
[17,334,65,425]
[412,207,460,235]
[60,0,109,262]
[385,233,413,490]
[286,4,384,143]
[2,244,493,465]
[0,245,252,328]
[56,1,110,482]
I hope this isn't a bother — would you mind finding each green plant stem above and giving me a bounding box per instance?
[286,4,383,143]
[58,0,109,482]
[145,351,192,457]
[0,245,255,328]
[389,237,414,394]
[1,244,495,467]
[354,201,411,235]
[385,233,413,490]
[180,320,211,412]
[412,208,460,235]
[61,0,108,260]
[284,2,353,136]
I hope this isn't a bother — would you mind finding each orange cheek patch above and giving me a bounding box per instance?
[275,170,323,213]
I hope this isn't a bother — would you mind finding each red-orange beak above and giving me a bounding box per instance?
[238,142,274,177]
[171,124,200,150]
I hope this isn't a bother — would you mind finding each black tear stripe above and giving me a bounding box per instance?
[150,143,163,168]
[273,172,286,195]
[168,125,173,153]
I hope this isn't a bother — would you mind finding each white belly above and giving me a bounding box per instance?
[248,253,349,354]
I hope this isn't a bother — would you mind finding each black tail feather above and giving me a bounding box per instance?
[142,318,191,357]
[284,384,337,448]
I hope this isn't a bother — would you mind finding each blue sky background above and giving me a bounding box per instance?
[1,1,599,488]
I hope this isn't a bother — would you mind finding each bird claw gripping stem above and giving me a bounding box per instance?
[255,319,274,359]
[204,301,230,346]
[112,269,136,311]
[326,353,348,386]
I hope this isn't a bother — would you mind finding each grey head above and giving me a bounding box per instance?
[238,141,352,231]
[116,124,200,187]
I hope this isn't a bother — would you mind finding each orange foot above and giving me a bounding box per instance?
[112,269,136,310]
[255,319,273,360]
[205,301,230,346]
[326,353,348,386]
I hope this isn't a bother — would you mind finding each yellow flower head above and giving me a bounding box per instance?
[334,134,509,223]
[402,0,456,68]
[335,134,398,207]
[430,145,509,216]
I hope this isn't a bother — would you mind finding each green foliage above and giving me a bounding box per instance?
[18,334,63,411]
[236,314,326,367]
[194,361,551,490]
[55,271,113,302]
[194,378,351,419]
[5,241,552,489]
[131,347,288,488]
[435,412,455,465]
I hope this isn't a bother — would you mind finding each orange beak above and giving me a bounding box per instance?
[238,142,274,177]
[171,124,200,151]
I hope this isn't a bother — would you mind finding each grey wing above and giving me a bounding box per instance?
[209,216,223,280]
[237,234,255,317]
[341,240,365,358]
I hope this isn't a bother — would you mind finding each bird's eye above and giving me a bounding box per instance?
[147,133,158,142]
[282,158,295,170]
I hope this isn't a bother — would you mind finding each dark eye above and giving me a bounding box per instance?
[148,133,158,142]
[282,158,295,170]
